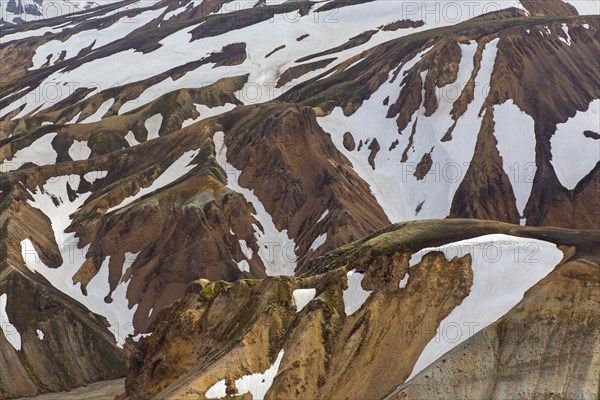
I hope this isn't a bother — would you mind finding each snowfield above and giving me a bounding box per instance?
[318,39,500,222]
[406,234,564,380]
[1,0,529,119]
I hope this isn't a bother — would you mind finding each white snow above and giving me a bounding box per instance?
[29,7,168,69]
[406,234,564,380]
[0,132,58,173]
[317,209,329,223]
[124,131,140,147]
[80,98,115,123]
[19,175,139,346]
[0,294,22,351]
[293,288,316,312]
[317,39,499,222]
[562,0,600,15]
[343,269,372,316]
[559,24,572,46]
[205,379,228,399]
[4,0,520,119]
[131,332,152,342]
[550,99,600,190]
[83,170,108,184]
[144,113,163,140]
[181,103,236,128]
[235,349,285,399]
[239,239,254,260]
[68,140,92,161]
[399,273,409,289]
[214,131,297,276]
[36,329,45,340]
[66,112,81,124]
[107,149,199,213]
[237,260,250,273]
[309,233,327,252]
[493,100,536,218]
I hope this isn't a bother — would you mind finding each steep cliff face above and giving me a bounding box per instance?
[122,220,599,400]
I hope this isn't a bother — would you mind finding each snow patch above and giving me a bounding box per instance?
[237,260,250,273]
[293,288,316,312]
[343,270,372,316]
[68,140,92,161]
[145,113,163,140]
[309,233,327,252]
[493,100,536,218]
[235,349,285,399]
[558,23,572,46]
[550,99,600,190]
[399,273,409,289]
[84,170,108,184]
[80,98,115,123]
[205,379,227,399]
[124,131,140,147]
[317,209,329,223]
[0,132,58,172]
[0,294,22,351]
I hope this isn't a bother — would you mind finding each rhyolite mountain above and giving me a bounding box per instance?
[0,0,598,398]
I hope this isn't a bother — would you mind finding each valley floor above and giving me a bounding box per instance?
[16,379,124,400]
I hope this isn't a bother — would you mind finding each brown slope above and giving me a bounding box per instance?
[121,219,599,400]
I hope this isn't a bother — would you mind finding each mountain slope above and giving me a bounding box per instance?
[0,0,599,397]
[122,219,599,400]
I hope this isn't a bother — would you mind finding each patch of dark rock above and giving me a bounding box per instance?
[368,138,380,170]
[343,132,356,151]
[380,19,425,31]
[265,45,285,58]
